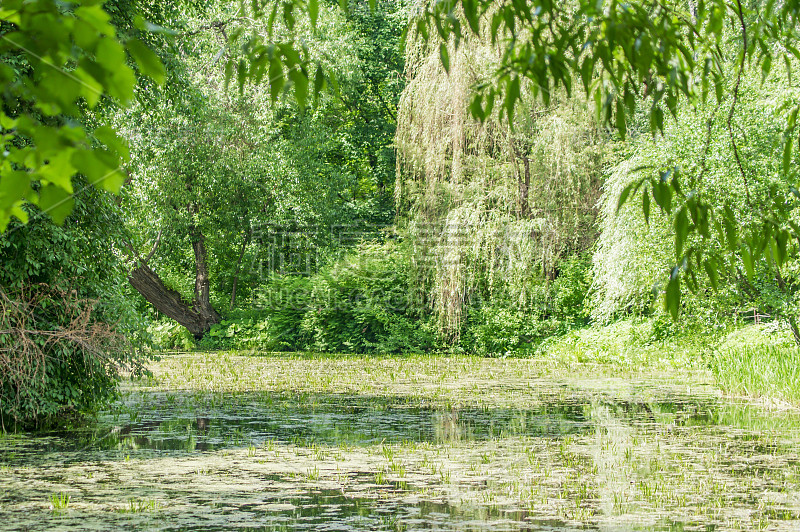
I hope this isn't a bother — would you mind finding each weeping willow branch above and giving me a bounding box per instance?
[396,4,608,339]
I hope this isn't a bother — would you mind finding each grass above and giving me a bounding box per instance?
[710,343,800,404]
[117,498,160,513]
[49,491,70,512]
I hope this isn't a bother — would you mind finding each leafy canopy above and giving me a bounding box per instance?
[414,0,800,318]
[0,0,167,230]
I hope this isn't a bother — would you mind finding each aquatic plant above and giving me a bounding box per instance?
[49,491,70,512]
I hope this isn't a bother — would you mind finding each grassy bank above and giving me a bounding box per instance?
[146,315,800,407]
[539,319,800,407]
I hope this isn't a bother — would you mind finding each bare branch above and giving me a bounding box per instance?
[143,229,163,264]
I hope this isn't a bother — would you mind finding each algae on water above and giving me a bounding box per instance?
[1,353,799,530]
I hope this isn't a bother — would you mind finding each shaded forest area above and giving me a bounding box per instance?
[3,0,800,426]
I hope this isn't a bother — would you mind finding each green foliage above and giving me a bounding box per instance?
[550,254,592,325]
[302,241,434,354]
[459,255,591,356]
[593,62,800,326]
[121,0,403,331]
[396,28,609,339]
[0,188,147,427]
[149,241,435,355]
[710,325,800,403]
[0,0,166,230]
[543,317,716,369]
[415,0,800,323]
[148,320,196,351]
[254,275,314,351]
[463,306,559,357]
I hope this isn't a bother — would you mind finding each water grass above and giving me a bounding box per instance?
[710,344,800,404]
[2,351,799,531]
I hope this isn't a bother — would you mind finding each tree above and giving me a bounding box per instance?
[119,0,406,338]
[413,0,800,332]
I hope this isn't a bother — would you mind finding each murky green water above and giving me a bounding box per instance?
[2,356,800,531]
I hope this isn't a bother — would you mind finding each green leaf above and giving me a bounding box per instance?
[38,184,74,225]
[126,38,165,85]
[94,125,129,162]
[761,53,772,82]
[289,68,308,109]
[652,180,672,213]
[580,57,594,93]
[109,64,136,104]
[665,268,681,320]
[268,57,284,100]
[133,15,178,35]
[96,37,126,71]
[309,0,320,27]
[38,151,76,193]
[616,179,642,213]
[650,106,664,134]
[75,5,113,36]
[674,206,689,259]
[469,94,485,121]
[776,229,789,266]
[237,59,248,93]
[314,64,325,97]
[224,59,234,89]
[0,171,31,211]
[642,186,650,224]
[723,205,738,251]
[506,76,520,124]
[615,98,626,138]
[741,246,754,281]
[783,137,792,175]
[440,43,450,73]
[788,106,799,130]
[462,0,480,34]
[71,149,124,193]
[704,259,719,290]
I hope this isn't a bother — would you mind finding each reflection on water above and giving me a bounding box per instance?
[7,392,604,457]
[1,385,799,531]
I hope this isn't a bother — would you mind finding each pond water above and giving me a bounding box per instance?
[1,355,800,531]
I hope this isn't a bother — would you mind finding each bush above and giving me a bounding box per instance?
[149,319,197,351]
[301,241,434,353]
[550,253,592,325]
[463,305,562,356]
[0,191,147,428]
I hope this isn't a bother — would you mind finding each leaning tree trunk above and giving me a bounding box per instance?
[128,227,221,339]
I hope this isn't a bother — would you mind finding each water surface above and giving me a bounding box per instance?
[1,354,799,531]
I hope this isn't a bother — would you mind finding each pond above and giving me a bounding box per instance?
[1,353,799,530]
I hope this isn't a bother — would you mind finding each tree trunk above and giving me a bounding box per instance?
[190,228,221,330]
[520,156,530,218]
[128,226,221,340]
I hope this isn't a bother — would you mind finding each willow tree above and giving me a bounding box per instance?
[412,0,800,325]
[395,15,611,339]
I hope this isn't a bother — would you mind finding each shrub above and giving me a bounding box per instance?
[0,285,145,428]
[0,191,147,428]
[463,305,562,357]
[149,319,197,351]
[301,241,434,353]
[550,253,592,325]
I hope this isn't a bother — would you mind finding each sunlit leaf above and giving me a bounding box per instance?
[127,38,166,85]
